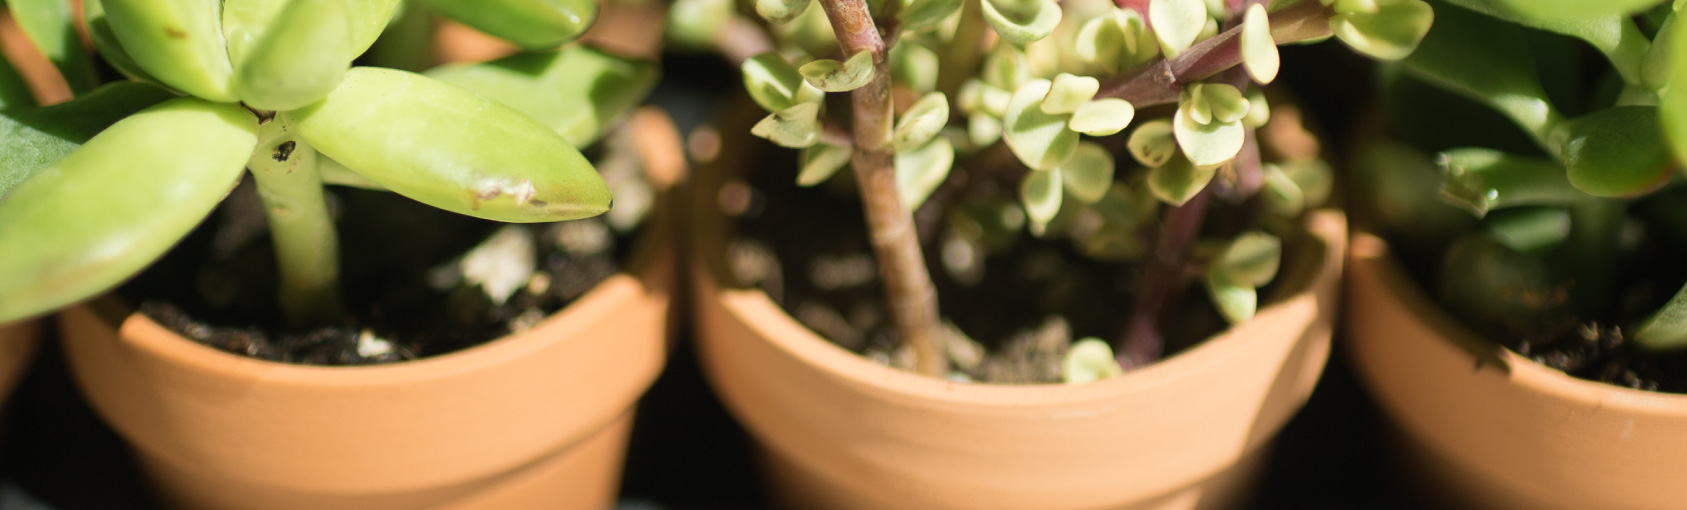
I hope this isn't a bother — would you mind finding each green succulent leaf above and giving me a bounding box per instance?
[756,0,811,24]
[982,44,1032,90]
[1440,0,1648,85]
[743,53,807,113]
[1020,166,1063,230]
[1173,100,1245,167]
[1214,230,1281,287]
[1062,338,1124,384]
[1282,158,1333,207]
[0,98,257,323]
[1059,142,1115,204]
[1439,233,1571,341]
[1127,118,1177,167]
[290,67,611,222]
[1330,0,1434,61]
[896,137,955,210]
[1260,164,1307,216]
[982,0,1062,46]
[1242,89,1270,128]
[1489,0,1661,23]
[1041,74,1099,115]
[82,0,157,85]
[1438,148,1586,216]
[427,45,659,146]
[1075,8,1158,75]
[10,0,96,92]
[1068,98,1135,137]
[667,0,734,48]
[968,112,1003,147]
[1206,272,1257,325]
[801,51,875,93]
[1003,79,1079,171]
[1398,0,1561,143]
[101,0,237,101]
[1636,282,1687,350]
[1150,0,1207,58]
[893,92,950,151]
[0,82,176,197]
[416,0,596,50]
[229,0,353,111]
[1660,12,1687,165]
[1240,4,1280,84]
[751,102,823,148]
[1560,106,1672,198]
[1645,12,1676,93]
[890,41,941,93]
[798,143,852,186]
[900,0,964,33]
[1148,153,1215,205]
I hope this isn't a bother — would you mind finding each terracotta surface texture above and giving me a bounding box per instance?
[1346,232,1687,510]
[692,184,1348,510]
[54,109,685,510]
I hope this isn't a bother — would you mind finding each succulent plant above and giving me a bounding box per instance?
[679,0,1433,380]
[0,0,655,329]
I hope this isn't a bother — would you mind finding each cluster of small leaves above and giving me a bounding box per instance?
[1365,0,1687,352]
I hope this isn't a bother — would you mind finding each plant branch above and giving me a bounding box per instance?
[248,118,343,327]
[820,0,949,376]
[1096,0,1331,107]
[1118,187,1212,369]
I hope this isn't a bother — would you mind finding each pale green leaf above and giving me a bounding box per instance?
[1063,338,1124,384]
[756,0,812,24]
[1206,272,1257,325]
[969,112,1003,147]
[1561,106,1673,197]
[1041,74,1099,115]
[1636,282,1687,350]
[1240,4,1280,84]
[743,53,805,112]
[1150,0,1208,58]
[798,143,853,186]
[426,45,659,147]
[1492,0,1661,23]
[1003,79,1080,170]
[891,41,941,93]
[1020,166,1064,229]
[1215,230,1281,286]
[983,44,1032,89]
[982,0,1063,46]
[1243,88,1270,128]
[900,0,965,33]
[1661,10,1687,166]
[896,137,955,210]
[1148,153,1215,205]
[1059,142,1115,204]
[1173,105,1245,167]
[1127,118,1177,167]
[893,92,951,151]
[1331,0,1434,61]
[1261,164,1307,216]
[1282,159,1333,207]
[800,51,875,92]
[751,102,823,148]
[1068,98,1135,136]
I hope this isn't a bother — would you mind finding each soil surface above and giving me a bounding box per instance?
[720,151,1253,384]
[120,164,643,366]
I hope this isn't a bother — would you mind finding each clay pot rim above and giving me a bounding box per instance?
[699,209,1347,406]
[73,107,685,388]
[1350,230,1687,414]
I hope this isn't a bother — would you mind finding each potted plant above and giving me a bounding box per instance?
[1345,0,1687,508]
[678,0,1428,506]
[0,0,675,508]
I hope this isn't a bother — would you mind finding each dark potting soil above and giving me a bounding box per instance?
[719,151,1255,384]
[117,135,653,365]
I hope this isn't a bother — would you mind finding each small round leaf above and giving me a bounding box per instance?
[1331,0,1434,61]
[751,102,823,148]
[1063,338,1124,384]
[1205,272,1257,325]
[1150,0,1208,58]
[1020,166,1064,230]
[1215,230,1281,287]
[1127,119,1177,167]
[982,0,1063,46]
[800,51,876,92]
[743,53,805,112]
[896,137,955,210]
[893,92,952,151]
[1068,98,1135,136]
[1003,79,1080,170]
[1041,73,1099,115]
[1240,4,1279,84]
[1173,104,1246,167]
[756,0,812,24]
[1059,142,1115,204]
[900,0,965,33]
[1148,153,1216,205]
[798,143,853,186]
[1562,106,1672,197]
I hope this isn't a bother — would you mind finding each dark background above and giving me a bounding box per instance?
[0,47,1443,509]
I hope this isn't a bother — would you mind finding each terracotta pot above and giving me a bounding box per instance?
[0,320,41,404]
[689,151,1348,508]
[0,8,73,105]
[56,108,684,510]
[1346,231,1687,510]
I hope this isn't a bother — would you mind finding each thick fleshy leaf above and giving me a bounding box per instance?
[1400,1,1559,142]
[1438,234,1570,341]
[1020,166,1063,230]
[982,0,1062,46]
[101,0,237,101]
[1330,0,1433,61]
[1645,12,1676,93]
[1068,99,1134,136]
[891,41,940,93]
[1240,4,1279,84]
[1242,89,1270,128]
[1075,9,1157,75]
[667,0,734,48]
[1003,79,1079,170]
[427,46,658,146]
[1206,272,1257,325]
[1666,7,1687,164]
[743,53,806,113]
[1214,230,1280,286]
[798,143,852,186]
[1192,83,1250,124]
[1561,106,1672,198]
[968,112,1003,147]
[0,98,257,323]
[896,137,954,210]
[1041,74,1099,115]
[900,0,964,33]
[82,0,157,85]
[751,102,823,148]
[982,44,1032,89]
[1490,0,1660,24]
[756,0,811,24]
[1636,282,1687,350]
[1440,0,1648,85]
[1148,153,1215,205]
[0,82,175,197]
[1438,148,1584,216]
[1127,119,1177,167]
[290,67,611,222]
[893,92,950,151]
[801,51,875,93]
[1282,159,1332,207]
[10,0,96,92]
[1059,142,1114,204]
[224,0,397,63]
[1260,164,1306,216]
[417,0,597,50]
[1150,0,1207,58]
[1063,338,1124,384]
[230,0,353,111]
[1173,105,1245,167]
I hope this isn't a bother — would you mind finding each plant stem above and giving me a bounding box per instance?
[819,0,949,376]
[1096,0,1331,107]
[1118,188,1211,369]
[247,116,343,327]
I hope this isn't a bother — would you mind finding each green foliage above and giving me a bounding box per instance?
[101,0,237,101]
[229,0,353,111]
[982,0,1062,46]
[415,0,596,50]
[1063,338,1124,383]
[1560,106,1673,197]
[801,51,876,92]
[0,82,174,198]
[428,46,659,146]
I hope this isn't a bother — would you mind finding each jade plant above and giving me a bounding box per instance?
[0,0,656,333]
[1360,0,1687,390]
[674,0,1433,380]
